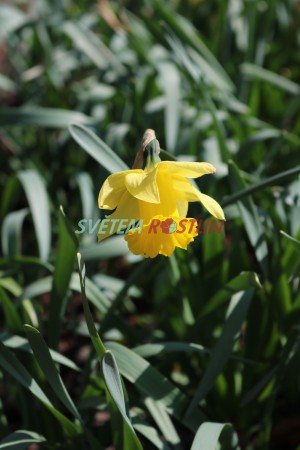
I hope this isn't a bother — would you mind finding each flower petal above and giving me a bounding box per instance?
[173,179,225,220]
[197,192,225,220]
[98,171,130,210]
[125,167,160,203]
[160,161,216,178]
[172,177,199,201]
[98,191,140,242]
[125,216,198,258]
[176,199,188,218]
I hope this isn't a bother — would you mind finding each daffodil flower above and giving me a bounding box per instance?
[98,130,224,258]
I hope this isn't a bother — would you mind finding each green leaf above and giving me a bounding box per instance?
[222,165,300,208]
[241,367,277,406]
[134,341,209,358]
[0,74,17,93]
[17,273,110,317]
[190,422,230,450]
[69,123,129,173]
[153,0,234,91]
[242,129,282,150]
[102,351,143,450]
[106,341,207,432]
[71,274,111,314]
[0,342,79,436]
[80,236,131,260]
[228,160,268,277]
[63,22,123,72]
[199,271,261,318]
[0,430,46,449]
[158,62,181,152]
[134,341,256,366]
[101,259,155,332]
[0,277,22,296]
[48,206,78,348]
[144,397,182,448]
[280,231,300,254]
[25,325,82,422]
[17,170,51,260]
[0,287,23,333]
[133,419,172,450]
[1,208,29,258]
[0,333,80,372]
[185,289,253,417]
[75,172,96,222]
[0,105,95,128]
[241,63,300,95]
[0,106,94,127]
[204,92,230,161]
[77,253,106,360]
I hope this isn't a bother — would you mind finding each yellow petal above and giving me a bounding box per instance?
[125,216,198,258]
[137,171,179,222]
[173,179,225,220]
[172,177,199,201]
[160,161,216,178]
[176,199,188,217]
[98,191,140,242]
[98,171,129,210]
[125,167,160,203]
[197,192,225,220]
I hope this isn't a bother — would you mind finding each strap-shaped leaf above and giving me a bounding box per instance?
[25,325,82,422]
[69,123,129,173]
[0,430,46,449]
[102,351,143,450]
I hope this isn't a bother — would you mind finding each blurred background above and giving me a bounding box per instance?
[1,0,300,449]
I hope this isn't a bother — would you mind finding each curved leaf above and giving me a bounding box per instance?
[69,123,129,173]
[18,170,51,260]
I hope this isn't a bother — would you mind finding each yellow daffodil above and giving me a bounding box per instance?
[98,130,224,258]
[124,215,199,258]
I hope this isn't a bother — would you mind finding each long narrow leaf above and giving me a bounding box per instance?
[48,206,78,348]
[25,325,82,422]
[185,289,253,417]
[18,170,51,260]
[69,123,129,173]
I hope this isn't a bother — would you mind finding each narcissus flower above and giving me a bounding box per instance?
[98,130,224,258]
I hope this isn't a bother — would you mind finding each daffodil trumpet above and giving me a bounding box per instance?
[98,129,225,258]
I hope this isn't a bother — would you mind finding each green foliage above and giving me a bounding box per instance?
[1,0,300,449]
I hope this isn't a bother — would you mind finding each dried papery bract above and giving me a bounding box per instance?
[132,129,160,169]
